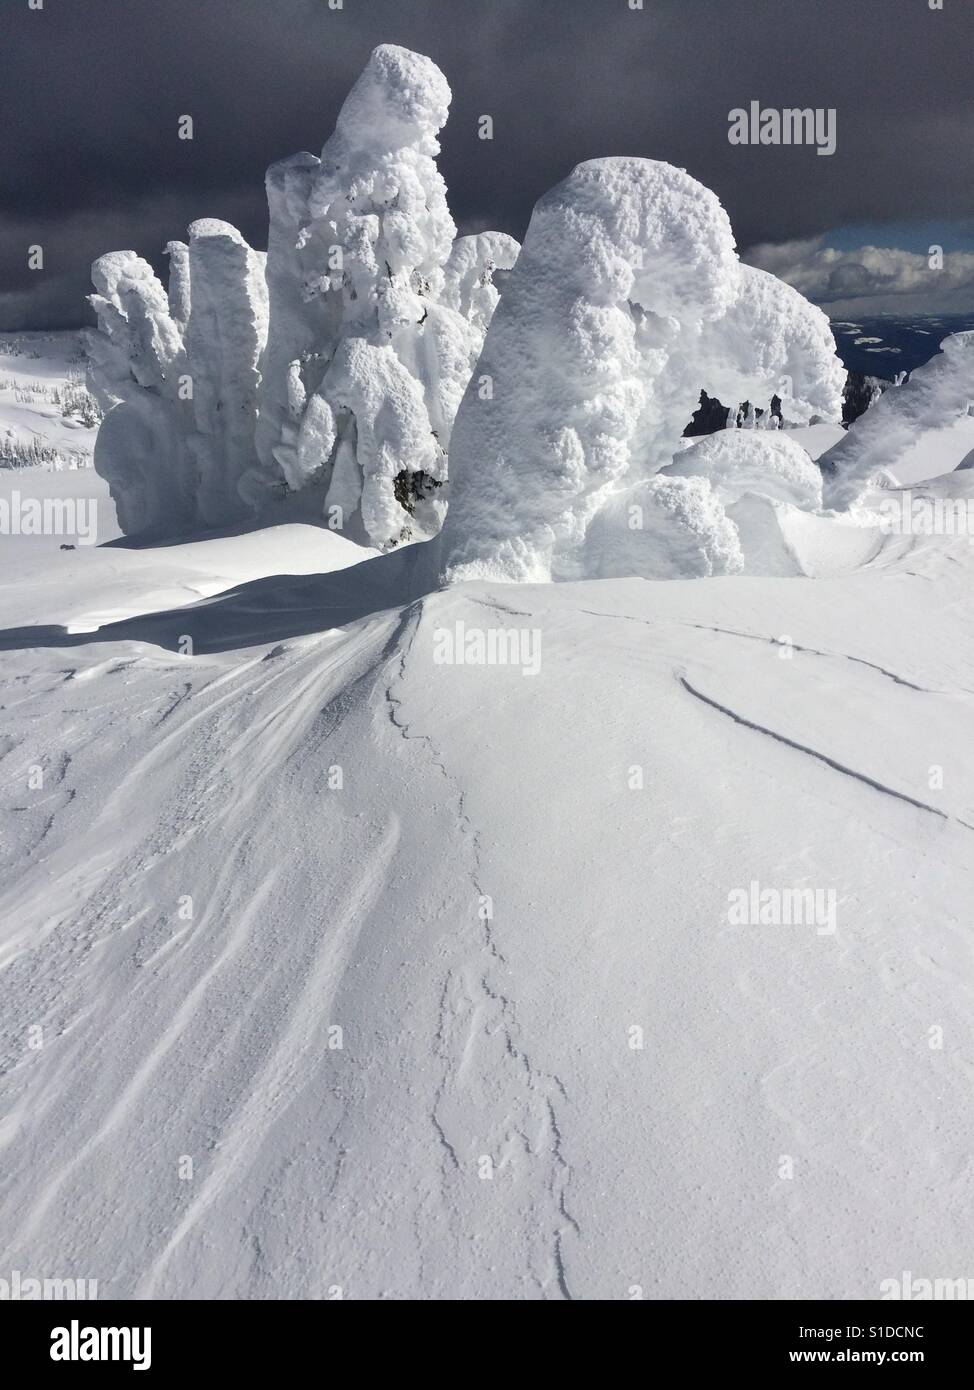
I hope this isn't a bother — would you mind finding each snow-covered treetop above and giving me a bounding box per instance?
[701,264,846,426]
[332,43,452,157]
[303,46,456,330]
[526,156,741,324]
[441,232,521,332]
[88,250,184,394]
[254,44,518,548]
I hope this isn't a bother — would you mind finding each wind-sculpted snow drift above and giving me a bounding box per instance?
[88,45,519,545]
[439,158,845,583]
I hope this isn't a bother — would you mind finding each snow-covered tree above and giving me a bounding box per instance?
[255,44,519,547]
[182,219,269,525]
[821,331,974,509]
[698,264,845,429]
[85,250,197,535]
[439,156,843,584]
[86,220,270,536]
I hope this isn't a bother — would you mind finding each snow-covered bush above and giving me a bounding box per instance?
[583,428,825,580]
[821,331,974,509]
[439,157,843,583]
[660,429,830,577]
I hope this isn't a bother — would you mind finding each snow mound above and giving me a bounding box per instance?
[440,157,842,584]
[583,475,745,580]
[821,331,974,510]
[664,429,824,509]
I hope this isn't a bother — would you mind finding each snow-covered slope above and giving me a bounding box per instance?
[1,451,973,1299]
[0,333,100,470]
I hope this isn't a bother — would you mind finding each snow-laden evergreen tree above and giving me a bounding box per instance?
[86,220,269,536]
[439,157,844,584]
[256,44,518,547]
[85,250,197,535]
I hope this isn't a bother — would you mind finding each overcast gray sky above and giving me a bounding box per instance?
[3,0,973,329]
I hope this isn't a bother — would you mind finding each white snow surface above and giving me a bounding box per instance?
[2,425,974,1296]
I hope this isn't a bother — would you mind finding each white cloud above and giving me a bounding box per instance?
[744,236,974,316]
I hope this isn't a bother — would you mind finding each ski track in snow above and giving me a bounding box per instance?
[677,671,962,826]
[682,622,945,695]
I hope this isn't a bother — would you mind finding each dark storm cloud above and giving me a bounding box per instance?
[2,0,972,328]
